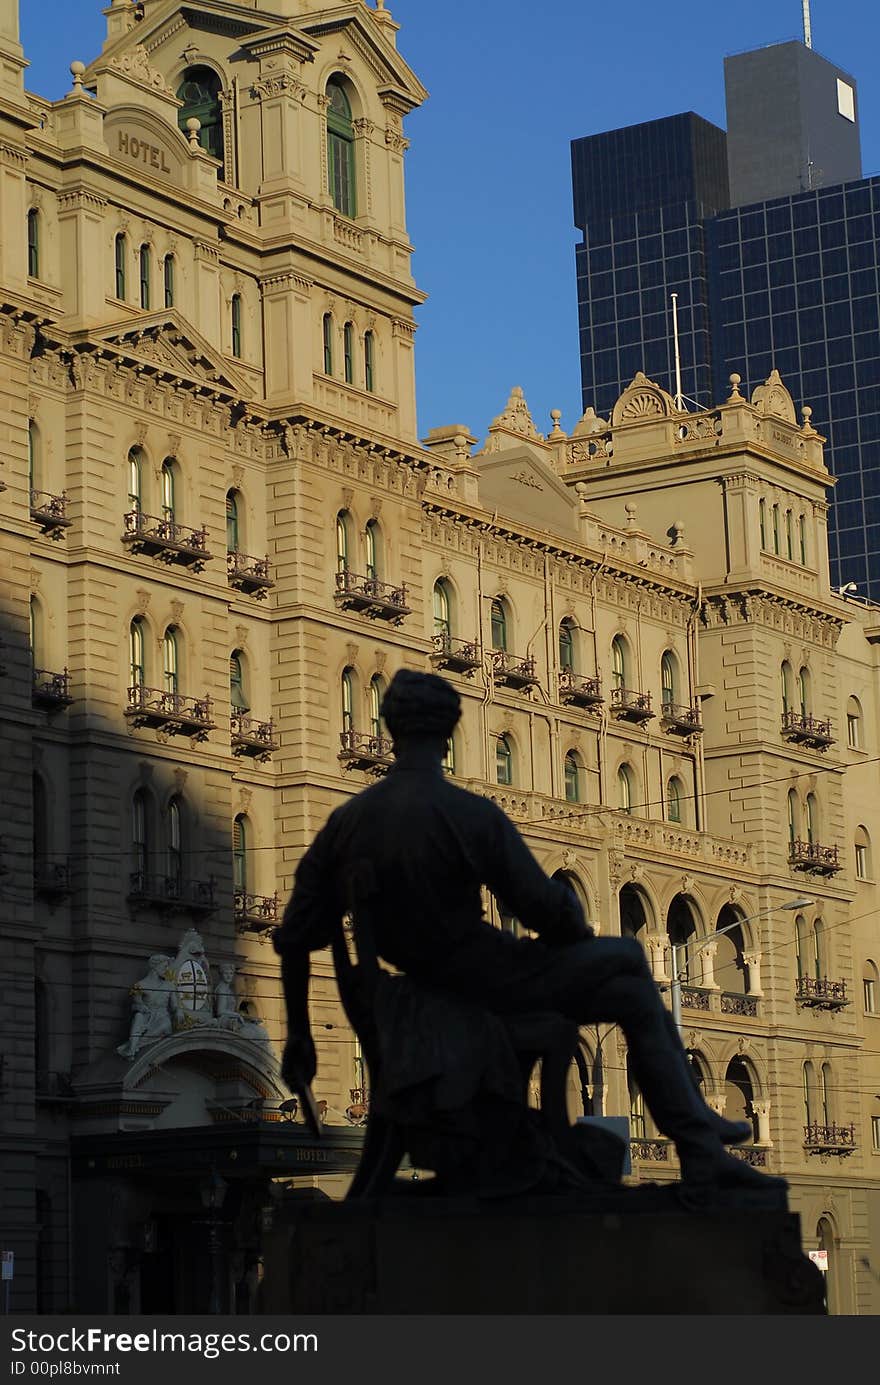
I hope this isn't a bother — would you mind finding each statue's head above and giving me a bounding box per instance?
[380,669,461,750]
[148,954,172,975]
[219,962,235,981]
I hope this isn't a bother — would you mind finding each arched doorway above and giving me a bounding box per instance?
[715,903,749,996]
[619,883,650,941]
[666,894,699,984]
[723,1056,758,1141]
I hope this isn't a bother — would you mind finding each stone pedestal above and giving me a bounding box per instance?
[281,1186,825,1315]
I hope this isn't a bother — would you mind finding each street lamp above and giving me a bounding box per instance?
[668,897,814,1035]
[199,1169,228,1315]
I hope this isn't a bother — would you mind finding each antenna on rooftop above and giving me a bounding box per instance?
[802,0,813,48]
[671,293,685,411]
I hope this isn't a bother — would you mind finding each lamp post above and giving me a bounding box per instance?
[668,898,814,1035]
[199,1169,228,1316]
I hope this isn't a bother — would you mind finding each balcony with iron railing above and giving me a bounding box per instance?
[795,976,849,1010]
[231,714,278,761]
[234,890,278,934]
[803,1122,856,1156]
[610,687,654,724]
[728,1145,768,1167]
[789,839,842,876]
[338,729,394,774]
[334,569,410,623]
[34,858,71,901]
[720,992,759,1018]
[30,489,71,538]
[490,649,540,691]
[125,686,215,740]
[127,871,216,915]
[32,668,73,711]
[661,700,703,737]
[558,669,603,709]
[781,710,834,750]
[227,550,274,599]
[630,1138,670,1162]
[430,633,482,675]
[121,510,210,571]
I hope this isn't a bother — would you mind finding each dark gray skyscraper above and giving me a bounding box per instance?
[570,40,880,597]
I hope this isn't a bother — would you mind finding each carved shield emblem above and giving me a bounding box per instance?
[176,959,210,1013]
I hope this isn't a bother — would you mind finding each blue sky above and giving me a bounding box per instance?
[20,1,880,442]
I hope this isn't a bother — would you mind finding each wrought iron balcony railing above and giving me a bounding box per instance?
[795,976,849,1010]
[125,685,215,740]
[558,669,603,709]
[680,985,711,1012]
[630,1139,670,1162]
[338,729,394,774]
[127,871,216,914]
[721,992,759,1018]
[728,1145,767,1167]
[334,569,410,623]
[803,1122,856,1156]
[34,858,71,900]
[234,890,278,933]
[789,839,842,876]
[610,687,654,724]
[231,714,278,761]
[32,668,73,711]
[30,489,71,538]
[430,633,482,675]
[490,649,540,690]
[227,550,274,599]
[121,510,210,571]
[661,700,703,736]
[781,710,834,750]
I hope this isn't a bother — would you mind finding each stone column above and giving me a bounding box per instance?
[645,931,670,984]
[752,1099,772,1145]
[697,939,720,991]
[743,951,763,997]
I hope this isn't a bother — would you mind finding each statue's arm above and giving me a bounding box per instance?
[484,805,594,945]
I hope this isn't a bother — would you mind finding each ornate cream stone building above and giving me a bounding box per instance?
[0,0,878,1314]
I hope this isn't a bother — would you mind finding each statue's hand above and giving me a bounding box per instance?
[281,1033,317,1091]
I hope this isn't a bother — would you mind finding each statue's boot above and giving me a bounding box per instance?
[663,1011,752,1146]
[629,1000,787,1191]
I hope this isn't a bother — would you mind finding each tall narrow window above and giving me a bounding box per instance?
[343,321,354,384]
[442,736,455,775]
[564,752,581,804]
[163,255,175,308]
[781,661,792,715]
[799,514,807,565]
[661,650,676,708]
[323,314,334,375]
[364,330,375,392]
[813,918,824,980]
[28,421,38,492]
[798,666,810,718]
[27,208,39,279]
[787,790,798,845]
[341,668,355,733]
[231,294,242,358]
[772,504,780,554]
[176,67,224,170]
[803,1062,814,1125]
[806,792,817,845]
[326,79,356,218]
[132,789,148,880]
[128,448,142,515]
[490,599,508,652]
[618,764,633,815]
[496,735,512,786]
[559,620,575,672]
[233,815,248,895]
[855,826,871,881]
[820,1064,832,1126]
[336,510,351,574]
[667,776,682,823]
[847,696,863,749]
[230,651,248,712]
[129,618,145,689]
[759,497,767,549]
[226,491,239,552]
[864,961,878,1014]
[611,635,627,691]
[795,915,808,979]
[29,596,41,667]
[365,519,380,581]
[369,675,384,739]
[161,460,175,525]
[139,244,151,310]
[167,798,182,890]
[162,627,179,696]
[785,509,793,560]
[433,580,451,639]
[114,234,127,300]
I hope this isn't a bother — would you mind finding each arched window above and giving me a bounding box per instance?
[787,789,798,846]
[759,497,767,549]
[336,510,351,574]
[805,792,818,844]
[442,734,456,775]
[611,635,627,691]
[666,776,683,823]
[177,67,224,168]
[816,1217,835,1313]
[232,814,248,895]
[863,960,878,1014]
[326,78,356,218]
[28,421,39,492]
[27,208,39,278]
[132,788,149,880]
[364,330,375,392]
[163,255,175,308]
[799,513,807,565]
[139,244,151,310]
[231,294,242,358]
[627,1054,646,1139]
[618,764,634,815]
[812,917,824,979]
[803,1061,814,1125]
[798,665,810,717]
[724,1057,757,1141]
[114,233,127,300]
[553,870,589,921]
[166,797,183,889]
[496,734,513,786]
[490,598,508,652]
[785,508,793,560]
[369,674,384,739]
[667,895,697,985]
[226,491,239,553]
[129,617,146,690]
[846,695,863,750]
[781,660,793,715]
[230,651,248,712]
[820,1062,833,1125]
[162,627,179,695]
[364,519,381,581]
[322,313,334,374]
[795,914,808,980]
[661,650,677,708]
[160,459,176,524]
[564,752,581,804]
[855,825,871,880]
[341,667,356,733]
[772,503,780,554]
[127,447,142,515]
[433,579,451,639]
[343,321,354,384]
[559,619,575,672]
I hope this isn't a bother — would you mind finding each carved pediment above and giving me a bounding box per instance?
[71,310,249,401]
[751,369,797,424]
[611,372,676,428]
[478,439,579,537]
[300,4,428,110]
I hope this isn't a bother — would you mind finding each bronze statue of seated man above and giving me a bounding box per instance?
[274,668,783,1196]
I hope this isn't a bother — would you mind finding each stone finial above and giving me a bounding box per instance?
[69,61,86,93]
[186,117,201,147]
[489,386,542,442]
[801,405,816,436]
[624,502,638,529]
[548,409,565,439]
[571,405,609,438]
[670,520,685,547]
[727,372,742,400]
